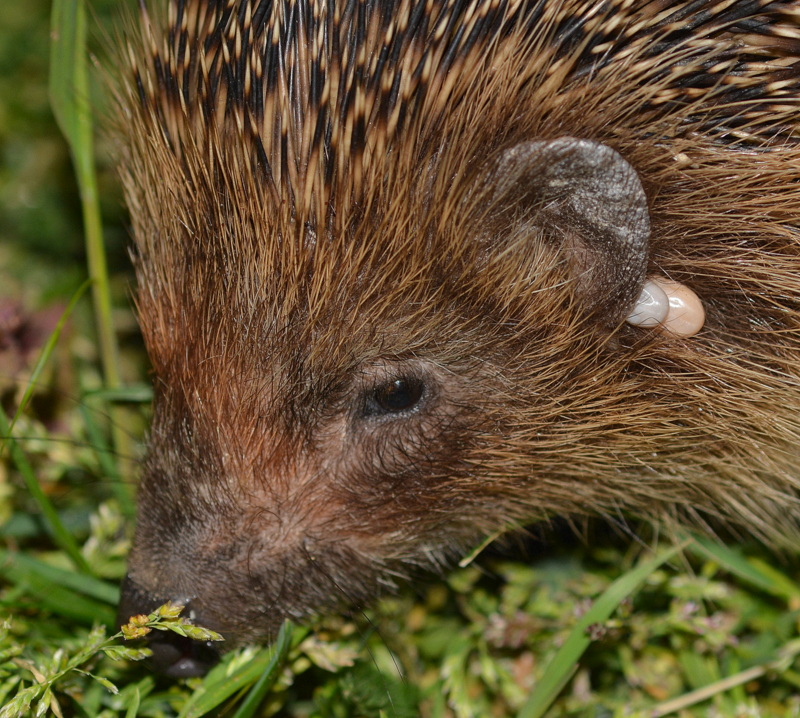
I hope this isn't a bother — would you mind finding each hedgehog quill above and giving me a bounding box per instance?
[114,0,800,675]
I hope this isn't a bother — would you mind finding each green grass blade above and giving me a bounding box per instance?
[49,0,87,147]
[688,535,800,600]
[0,406,92,575]
[49,0,113,369]
[78,399,138,516]
[178,622,299,718]
[0,549,119,605]
[124,687,141,718]
[49,0,118,391]
[50,0,135,509]
[78,401,122,483]
[229,620,295,718]
[518,544,683,718]
[0,563,116,627]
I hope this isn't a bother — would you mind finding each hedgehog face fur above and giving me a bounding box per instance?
[116,0,800,674]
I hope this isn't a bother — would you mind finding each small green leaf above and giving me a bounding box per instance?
[102,646,153,662]
[0,684,41,718]
[85,672,119,695]
[33,687,52,718]
[176,624,225,643]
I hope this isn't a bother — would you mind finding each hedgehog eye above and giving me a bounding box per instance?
[367,377,425,415]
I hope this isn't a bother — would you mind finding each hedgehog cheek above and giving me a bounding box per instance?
[626,277,706,338]
[488,137,650,326]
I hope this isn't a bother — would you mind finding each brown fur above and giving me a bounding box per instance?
[115,0,800,664]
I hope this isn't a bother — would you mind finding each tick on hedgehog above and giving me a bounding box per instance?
[112,0,800,676]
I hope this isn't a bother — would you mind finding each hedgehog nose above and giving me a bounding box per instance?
[117,574,221,677]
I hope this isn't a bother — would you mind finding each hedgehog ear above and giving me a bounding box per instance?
[488,137,650,325]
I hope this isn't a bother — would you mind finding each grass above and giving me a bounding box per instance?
[2,0,800,715]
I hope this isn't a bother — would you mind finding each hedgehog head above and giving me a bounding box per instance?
[115,0,800,675]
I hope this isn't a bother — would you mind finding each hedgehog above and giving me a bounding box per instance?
[113,0,800,676]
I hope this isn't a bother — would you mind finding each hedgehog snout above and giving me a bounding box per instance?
[117,575,223,677]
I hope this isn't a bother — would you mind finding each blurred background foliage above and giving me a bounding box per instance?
[0,0,130,298]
